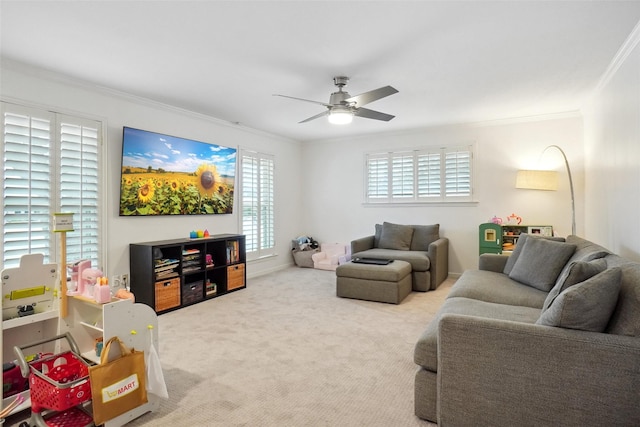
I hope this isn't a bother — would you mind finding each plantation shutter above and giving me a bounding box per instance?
[241,154,258,253]
[2,106,54,266]
[417,151,441,198]
[240,150,275,259]
[366,154,389,201]
[259,157,274,253]
[444,148,472,199]
[59,117,101,266]
[365,145,473,203]
[391,152,414,199]
[1,102,104,269]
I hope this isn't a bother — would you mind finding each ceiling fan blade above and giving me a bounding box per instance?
[299,110,330,123]
[345,86,398,107]
[273,94,332,108]
[353,107,395,122]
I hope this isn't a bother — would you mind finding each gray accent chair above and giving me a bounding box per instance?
[351,222,449,291]
[414,234,640,426]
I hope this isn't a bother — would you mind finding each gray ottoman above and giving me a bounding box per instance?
[336,260,412,304]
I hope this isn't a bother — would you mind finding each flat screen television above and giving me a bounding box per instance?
[119,127,236,216]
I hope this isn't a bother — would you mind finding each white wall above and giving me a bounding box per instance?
[301,116,583,274]
[1,62,303,278]
[582,29,640,261]
[1,60,589,277]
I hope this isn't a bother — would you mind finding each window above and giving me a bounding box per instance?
[1,102,103,269]
[240,150,275,259]
[365,145,473,203]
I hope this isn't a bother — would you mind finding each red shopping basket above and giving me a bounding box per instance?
[28,351,92,413]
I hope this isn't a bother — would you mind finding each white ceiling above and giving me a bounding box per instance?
[2,1,640,142]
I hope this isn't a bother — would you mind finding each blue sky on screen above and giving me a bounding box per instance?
[121,127,236,177]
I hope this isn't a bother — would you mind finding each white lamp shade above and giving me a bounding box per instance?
[327,108,353,125]
[516,170,558,191]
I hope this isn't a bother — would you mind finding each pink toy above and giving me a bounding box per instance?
[68,259,91,296]
[81,268,103,298]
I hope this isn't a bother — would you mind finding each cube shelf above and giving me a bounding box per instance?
[129,234,246,313]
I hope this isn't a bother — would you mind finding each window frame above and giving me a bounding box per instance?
[238,149,275,260]
[1,100,106,270]
[364,143,475,205]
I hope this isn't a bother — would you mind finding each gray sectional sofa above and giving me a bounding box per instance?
[351,222,449,291]
[414,234,640,426]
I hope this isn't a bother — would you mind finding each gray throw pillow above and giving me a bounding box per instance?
[542,258,607,311]
[374,223,382,247]
[410,224,439,251]
[503,233,530,275]
[536,267,622,332]
[508,238,576,291]
[503,234,566,275]
[378,222,414,251]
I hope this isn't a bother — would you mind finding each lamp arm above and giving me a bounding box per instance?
[543,145,576,235]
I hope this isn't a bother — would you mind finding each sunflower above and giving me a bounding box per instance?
[195,163,220,196]
[169,179,180,192]
[137,179,155,203]
[155,179,163,188]
[125,177,133,186]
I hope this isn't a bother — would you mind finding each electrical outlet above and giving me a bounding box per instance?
[121,273,129,289]
[112,275,122,288]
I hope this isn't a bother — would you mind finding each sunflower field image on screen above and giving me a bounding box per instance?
[119,127,236,216]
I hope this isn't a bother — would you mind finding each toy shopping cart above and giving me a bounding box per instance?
[14,333,94,427]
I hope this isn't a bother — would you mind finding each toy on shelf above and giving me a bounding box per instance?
[81,266,103,299]
[1,254,57,322]
[189,229,210,239]
[67,259,90,296]
[506,213,522,225]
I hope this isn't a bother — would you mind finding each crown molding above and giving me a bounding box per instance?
[1,58,297,144]
[591,19,640,97]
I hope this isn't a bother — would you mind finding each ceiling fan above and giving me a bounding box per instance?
[274,76,398,125]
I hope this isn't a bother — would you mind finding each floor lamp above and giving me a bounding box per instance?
[515,145,576,235]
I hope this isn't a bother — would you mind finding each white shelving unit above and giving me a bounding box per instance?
[2,254,162,425]
[1,254,60,418]
[62,296,161,426]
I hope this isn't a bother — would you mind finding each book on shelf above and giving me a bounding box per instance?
[156,270,178,279]
[226,240,240,264]
[155,258,179,276]
[155,258,179,267]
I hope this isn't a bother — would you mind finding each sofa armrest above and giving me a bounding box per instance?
[427,237,449,289]
[437,314,640,426]
[478,253,508,272]
[351,235,375,255]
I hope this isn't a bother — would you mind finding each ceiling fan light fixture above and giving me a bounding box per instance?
[328,108,353,125]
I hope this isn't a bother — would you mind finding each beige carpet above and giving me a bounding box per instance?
[126,266,451,427]
[5,267,451,426]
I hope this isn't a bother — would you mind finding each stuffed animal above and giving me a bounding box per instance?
[293,235,319,251]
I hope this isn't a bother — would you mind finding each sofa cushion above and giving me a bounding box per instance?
[606,261,640,337]
[410,224,439,251]
[542,258,607,311]
[446,269,547,308]
[536,267,622,332]
[557,235,611,279]
[378,222,414,251]
[508,237,576,291]
[503,234,566,275]
[414,296,541,371]
[350,248,430,271]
